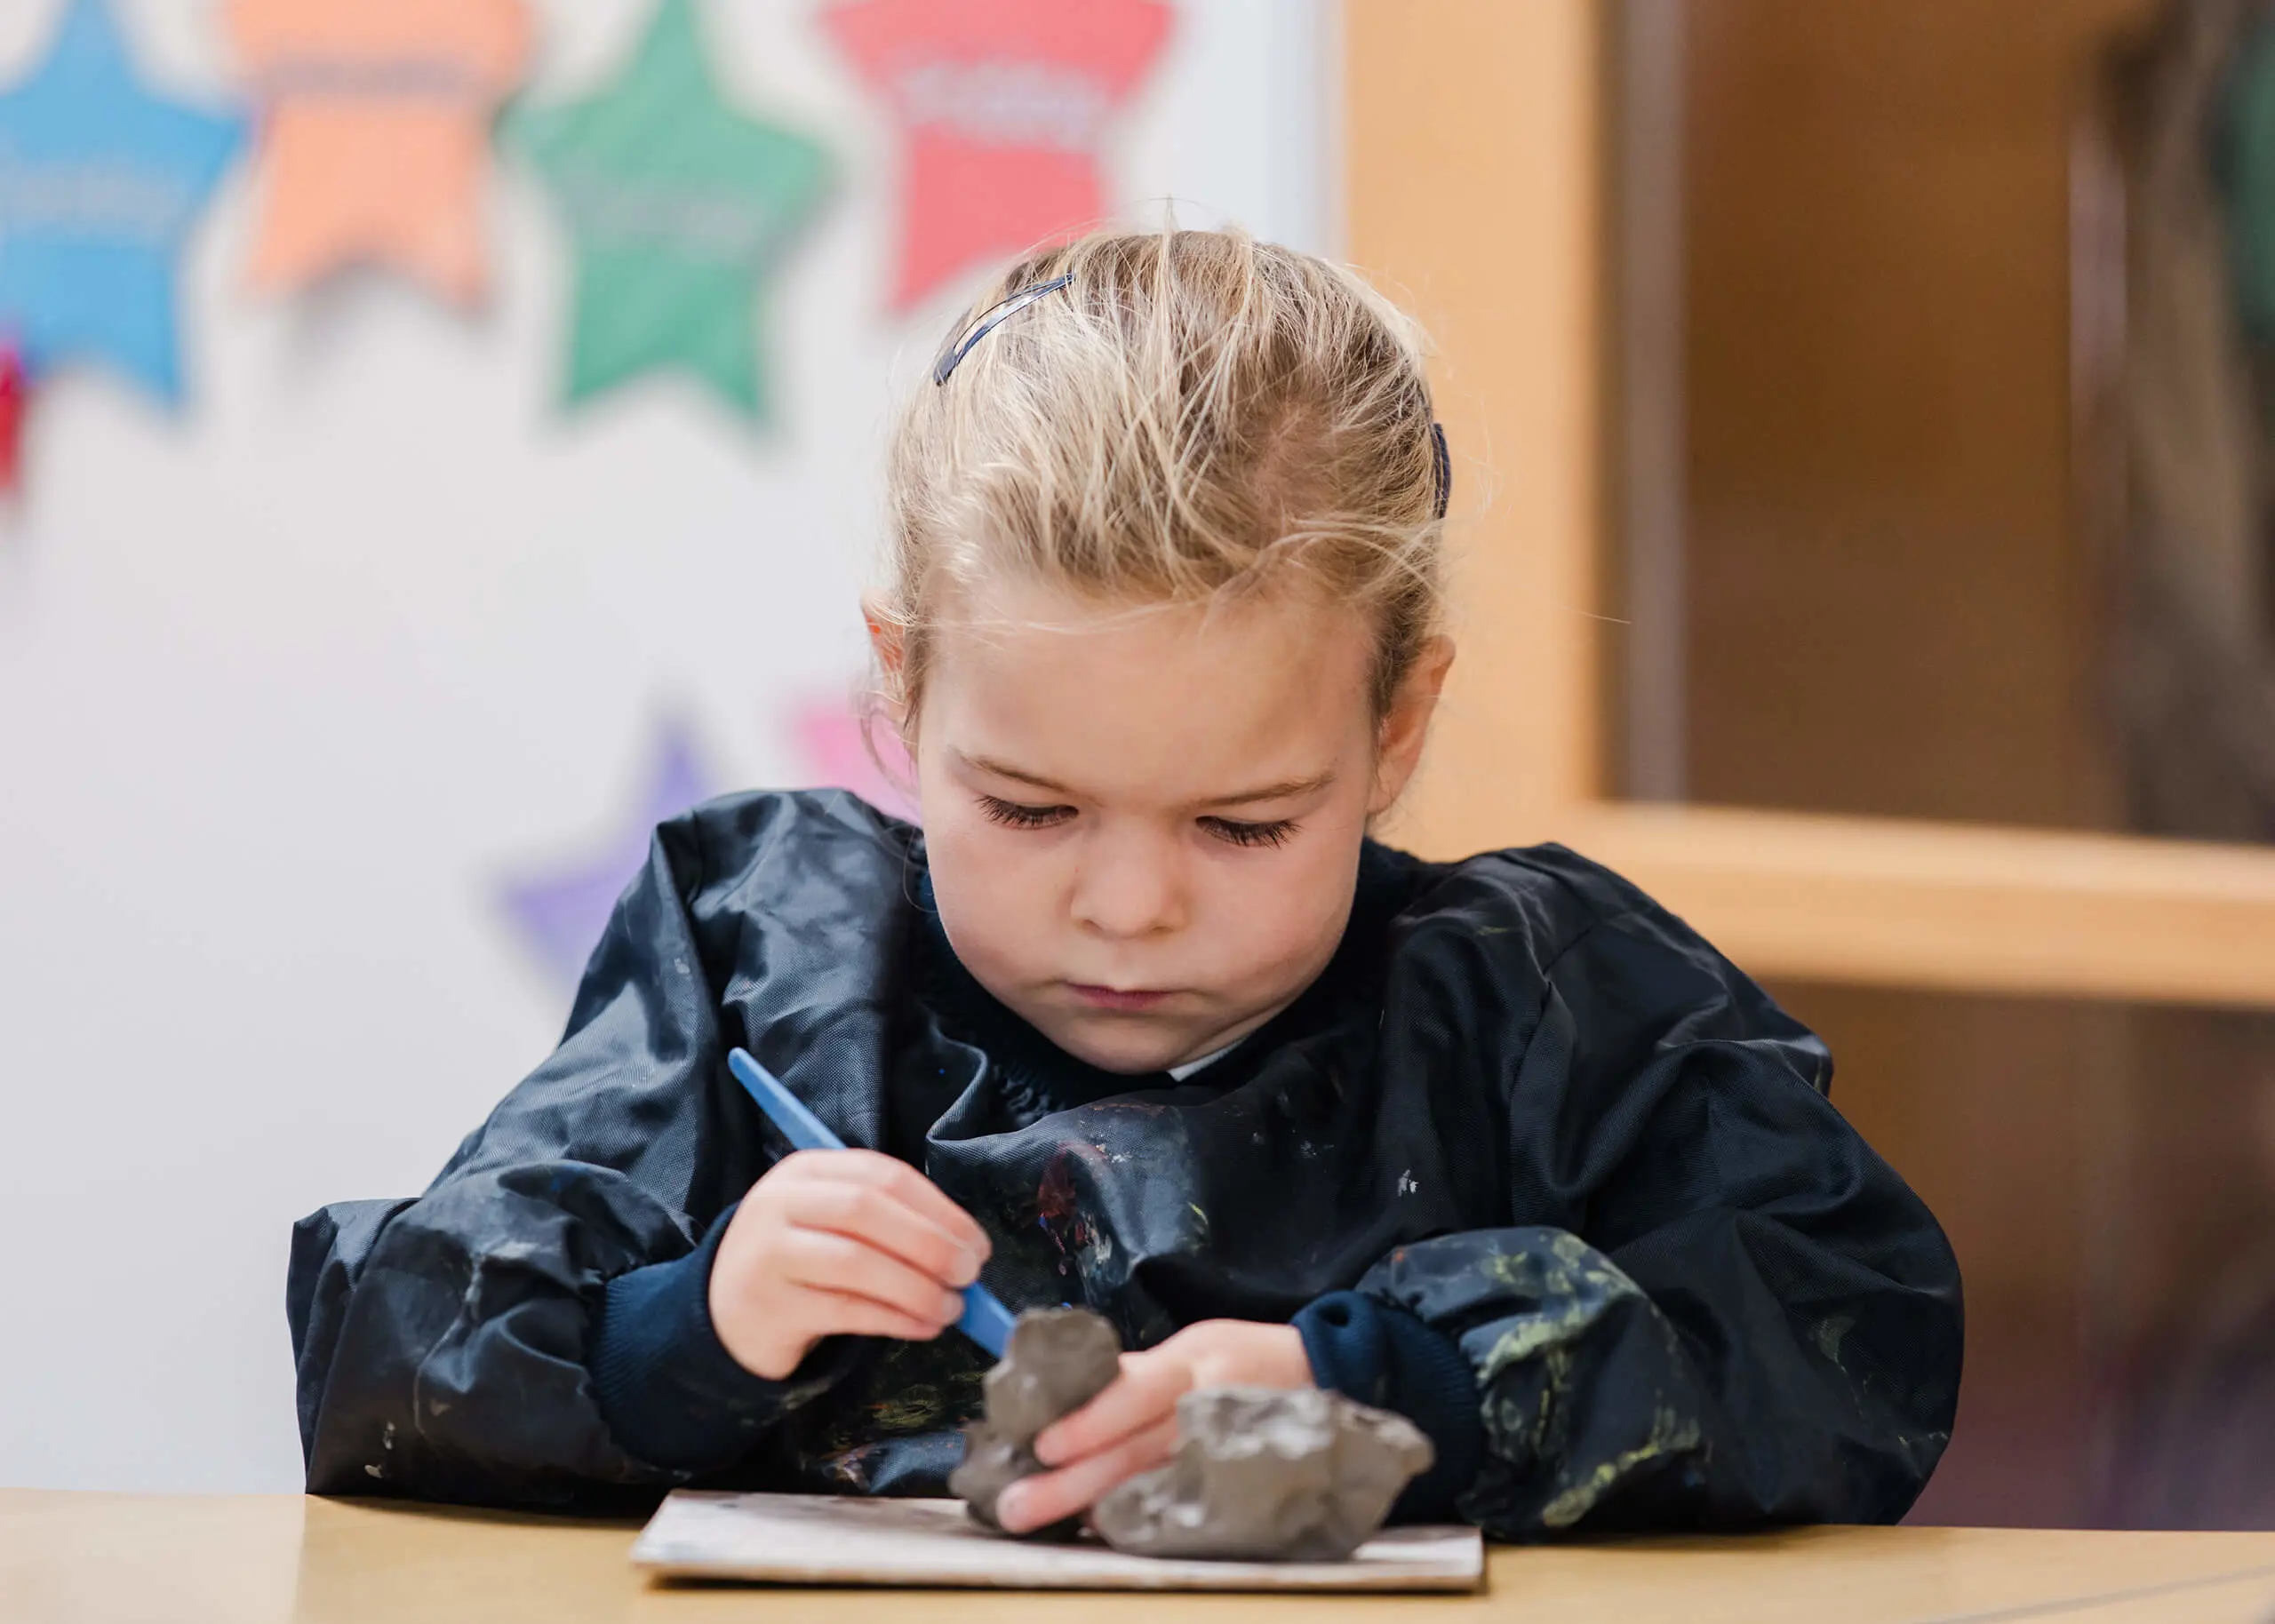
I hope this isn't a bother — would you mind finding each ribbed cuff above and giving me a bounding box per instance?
[1294,1290,1485,1523]
[588,1201,851,1475]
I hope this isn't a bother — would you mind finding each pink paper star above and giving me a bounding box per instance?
[227,0,531,304]
[788,696,920,823]
[821,0,1170,309]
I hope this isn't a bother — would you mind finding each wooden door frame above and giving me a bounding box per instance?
[1344,0,2275,1008]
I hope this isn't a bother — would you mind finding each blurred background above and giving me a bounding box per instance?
[1600,0,2275,1528]
[2,0,2271,1532]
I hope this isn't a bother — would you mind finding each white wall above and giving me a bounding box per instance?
[0,0,1333,1493]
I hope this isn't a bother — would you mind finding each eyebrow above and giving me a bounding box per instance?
[958,752,1335,808]
[1204,772,1337,808]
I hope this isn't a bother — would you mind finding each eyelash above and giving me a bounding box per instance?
[978,796,1074,831]
[976,797,1298,850]
[1201,816,1298,850]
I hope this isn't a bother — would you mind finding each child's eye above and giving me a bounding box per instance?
[979,795,1075,831]
[1201,816,1297,850]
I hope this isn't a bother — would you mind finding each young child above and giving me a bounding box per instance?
[289,227,1961,1537]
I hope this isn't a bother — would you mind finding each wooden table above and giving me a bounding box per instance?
[7,1490,2275,1624]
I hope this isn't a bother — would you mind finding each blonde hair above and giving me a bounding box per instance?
[873,225,1448,729]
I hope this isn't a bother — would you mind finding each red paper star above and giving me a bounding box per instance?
[0,344,26,498]
[227,0,531,304]
[822,0,1170,309]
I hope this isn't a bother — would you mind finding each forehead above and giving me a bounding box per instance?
[922,577,1376,798]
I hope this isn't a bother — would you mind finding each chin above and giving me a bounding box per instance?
[1041,1015,1190,1076]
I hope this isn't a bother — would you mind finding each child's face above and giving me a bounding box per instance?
[906,577,1446,1074]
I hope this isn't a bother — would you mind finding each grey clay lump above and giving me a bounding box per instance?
[950,1315,1434,1562]
[1091,1386,1434,1563]
[948,1308,1122,1533]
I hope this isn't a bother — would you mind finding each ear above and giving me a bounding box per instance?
[1369,636,1456,815]
[864,601,912,737]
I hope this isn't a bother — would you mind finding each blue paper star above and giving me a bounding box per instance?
[499,721,718,991]
[0,0,243,405]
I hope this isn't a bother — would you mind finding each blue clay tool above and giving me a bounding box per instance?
[727,1047,1018,1358]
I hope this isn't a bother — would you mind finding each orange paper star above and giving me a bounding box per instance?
[228,0,531,304]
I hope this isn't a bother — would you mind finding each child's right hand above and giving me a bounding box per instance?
[707,1149,993,1381]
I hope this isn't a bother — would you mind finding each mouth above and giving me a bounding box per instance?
[1066,983,1174,1014]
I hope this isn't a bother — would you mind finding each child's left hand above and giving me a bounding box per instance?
[992,1318,1313,1534]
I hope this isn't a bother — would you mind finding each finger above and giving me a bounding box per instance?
[997,1416,1181,1534]
[1034,1353,1191,1466]
[785,1285,952,1346]
[777,1227,965,1327]
[785,1180,984,1289]
[808,1150,994,1261]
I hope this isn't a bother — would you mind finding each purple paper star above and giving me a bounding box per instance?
[499,720,714,990]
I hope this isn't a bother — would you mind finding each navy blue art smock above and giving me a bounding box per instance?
[288,791,1961,1536]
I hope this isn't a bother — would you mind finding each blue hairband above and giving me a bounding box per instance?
[934,273,1451,521]
[932,275,1073,386]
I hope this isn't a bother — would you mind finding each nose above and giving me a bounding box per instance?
[1069,826,1186,941]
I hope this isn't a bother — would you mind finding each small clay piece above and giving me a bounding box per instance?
[1091,1386,1434,1563]
[948,1307,1122,1534]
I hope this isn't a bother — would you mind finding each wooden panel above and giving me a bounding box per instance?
[1345,0,1607,853]
[1681,0,2160,830]
[1340,0,2275,1015]
[1569,803,2275,1008]
[1341,0,2275,1018]
[1771,983,2121,1526]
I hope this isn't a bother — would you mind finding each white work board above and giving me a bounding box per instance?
[631,1491,1487,1593]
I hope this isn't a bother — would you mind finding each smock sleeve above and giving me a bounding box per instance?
[1352,855,1963,1538]
[286,795,897,1509]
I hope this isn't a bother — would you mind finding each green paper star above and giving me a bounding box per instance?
[513,0,831,419]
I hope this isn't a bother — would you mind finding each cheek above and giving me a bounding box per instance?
[922,801,1002,899]
[1205,832,1363,979]
[919,797,1055,969]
